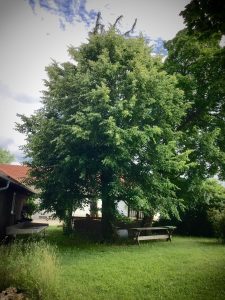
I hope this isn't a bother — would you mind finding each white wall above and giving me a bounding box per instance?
[117,201,128,216]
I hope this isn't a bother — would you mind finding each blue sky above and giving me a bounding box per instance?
[0,0,189,163]
[28,0,97,26]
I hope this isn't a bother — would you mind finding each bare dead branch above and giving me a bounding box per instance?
[113,15,123,28]
[124,18,137,36]
[93,12,102,34]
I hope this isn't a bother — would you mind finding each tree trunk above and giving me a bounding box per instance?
[141,213,154,227]
[90,199,98,218]
[63,206,73,235]
[101,170,116,241]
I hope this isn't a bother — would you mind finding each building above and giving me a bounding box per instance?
[0,164,34,236]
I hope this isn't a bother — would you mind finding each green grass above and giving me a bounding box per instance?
[47,227,225,300]
[0,239,61,299]
[1,227,225,300]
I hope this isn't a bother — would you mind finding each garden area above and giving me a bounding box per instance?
[1,1,225,299]
[1,226,225,300]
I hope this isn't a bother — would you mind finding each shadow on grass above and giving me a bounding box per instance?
[13,228,223,252]
[44,226,140,251]
[195,238,224,247]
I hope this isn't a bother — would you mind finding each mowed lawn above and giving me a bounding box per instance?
[46,227,225,300]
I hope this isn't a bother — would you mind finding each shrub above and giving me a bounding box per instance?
[115,212,133,225]
[159,179,225,237]
[22,197,39,218]
[208,208,225,242]
[0,240,61,299]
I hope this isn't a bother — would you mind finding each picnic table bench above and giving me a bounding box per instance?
[130,226,176,245]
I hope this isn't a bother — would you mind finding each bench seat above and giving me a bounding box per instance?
[138,234,170,241]
[130,226,176,245]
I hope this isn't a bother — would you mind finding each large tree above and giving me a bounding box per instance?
[17,28,190,240]
[164,29,225,234]
[165,29,225,181]
[180,0,225,36]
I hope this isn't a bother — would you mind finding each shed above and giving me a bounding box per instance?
[0,164,34,236]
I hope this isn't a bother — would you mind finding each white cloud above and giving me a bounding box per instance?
[0,0,89,162]
[0,83,41,161]
[0,81,41,160]
[0,137,14,149]
[0,82,39,103]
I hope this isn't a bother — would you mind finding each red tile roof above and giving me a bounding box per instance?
[0,164,30,183]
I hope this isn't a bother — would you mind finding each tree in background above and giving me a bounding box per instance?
[165,30,225,181]
[208,206,225,242]
[179,178,225,236]
[0,148,14,164]
[180,0,225,36]
[17,24,191,240]
[164,12,225,235]
[157,178,225,237]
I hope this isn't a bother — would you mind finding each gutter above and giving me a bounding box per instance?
[0,180,10,191]
[0,172,34,194]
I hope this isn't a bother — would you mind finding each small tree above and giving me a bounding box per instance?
[17,24,190,240]
[0,148,14,164]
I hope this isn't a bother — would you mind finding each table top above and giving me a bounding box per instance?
[130,226,176,231]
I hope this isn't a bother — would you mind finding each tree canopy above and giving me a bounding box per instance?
[180,0,225,36]
[0,148,14,164]
[17,28,191,239]
[165,29,225,181]
[158,1,225,237]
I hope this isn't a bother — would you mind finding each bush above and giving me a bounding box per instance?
[115,212,133,225]
[208,208,225,242]
[22,197,39,218]
[0,240,61,299]
[160,179,225,237]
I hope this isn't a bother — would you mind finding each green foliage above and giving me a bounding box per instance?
[17,28,191,239]
[180,0,225,36]
[22,197,39,218]
[186,179,225,209]
[0,240,61,299]
[160,179,225,236]
[115,211,132,225]
[208,208,225,242]
[165,29,225,184]
[164,13,225,237]
[0,147,14,163]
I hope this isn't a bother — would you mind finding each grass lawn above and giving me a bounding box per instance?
[43,226,225,300]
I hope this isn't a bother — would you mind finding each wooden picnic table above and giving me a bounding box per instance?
[130,226,176,245]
